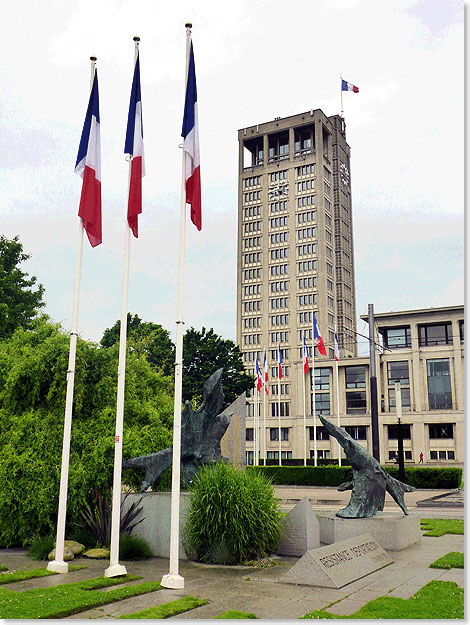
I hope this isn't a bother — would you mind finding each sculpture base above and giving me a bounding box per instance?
[316,511,421,551]
[161,573,185,589]
[104,564,127,578]
[47,560,68,573]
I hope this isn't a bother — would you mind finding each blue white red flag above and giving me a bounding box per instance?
[341,79,359,93]
[303,335,309,374]
[181,40,202,231]
[75,70,102,247]
[278,345,283,380]
[334,325,340,361]
[313,312,327,356]
[255,358,263,393]
[263,349,269,395]
[125,51,145,238]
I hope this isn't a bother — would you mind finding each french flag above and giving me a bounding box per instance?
[278,345,283,380]
[124,51,145,238]
[334,326,340,362]
[75,70,102,247]
[263,349,269,395]
[313,312,327,356]
[181,40,202,231]
[255,358,263,393]
[303,335,309,374]
[341,79,359,93]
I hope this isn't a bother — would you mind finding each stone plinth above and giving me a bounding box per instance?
[276,497,320,556]
[316,511,421,551]
[121,491,190,559]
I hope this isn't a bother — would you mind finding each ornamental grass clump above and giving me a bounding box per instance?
[183,463,283,565]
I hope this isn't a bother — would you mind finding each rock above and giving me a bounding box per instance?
[53,540,85,555]
[82,548,110,559]
[47,547,74,561]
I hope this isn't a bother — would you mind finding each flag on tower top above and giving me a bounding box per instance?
[341,79,359,93]
[263,349,269,395]
[75,70,102,247]
[334,326,340,361]
[303,335,309,374]
[125,51,145,238]
[182,40,202,230]
[278,345,283,380]
[255,358,263,393]
[313,312,327,356]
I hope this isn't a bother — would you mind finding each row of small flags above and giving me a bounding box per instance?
[254,312,340,394]
[75,38,201,249]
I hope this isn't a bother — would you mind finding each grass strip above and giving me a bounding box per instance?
[0,574,162,619]
[214,609,258,618]
[0,565,85,585]
[300,581,463,619]
[430,551,464,569]
[0,567,7,573]
[119,596,208,619]
[420,518,464,537]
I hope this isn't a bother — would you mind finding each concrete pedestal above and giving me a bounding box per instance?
[316,511,421,551]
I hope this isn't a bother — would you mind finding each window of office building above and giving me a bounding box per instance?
[427,359,452,410]
[345,425,367,440]
[308,426,330,440]
[246,428,254,441]
[419,323,453,346]
[387,424,411,439]
[268,132,289,161]
[387,361,410,385]
[310,449,330,459]
[428,423,454,439]
[315,367,330,390]
[270,427,289,441]
[267,451,293,460]
[246,451,254,465]
[271,402,290,417]
[388,387,411,411]
[294,126,315,154]
[345,366,366,388]
[314,393,330,415]
[459,320,464,341]
[346,391,367,414]
[382,327,411,349]
[429,450,455,461]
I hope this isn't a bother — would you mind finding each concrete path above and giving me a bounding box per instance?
[0,489,463,620]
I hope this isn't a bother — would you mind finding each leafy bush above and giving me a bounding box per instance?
[26,535,55,560]
[119,535,152,560]
[0,319,174,547]
[183,463,283,565]
[385,467,462,489]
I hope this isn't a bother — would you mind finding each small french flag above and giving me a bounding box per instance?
[313,312,327,356]
[334,326,340,362]
[341,79,359,93]
[75,70,102,247]
[124,50,145,238]
[278,345,283,380]
[255,358,263,393]
[303,335,309,374]
[263,349,269,395]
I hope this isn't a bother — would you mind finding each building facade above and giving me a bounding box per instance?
[245,305,464,466]
[237,110,358,458]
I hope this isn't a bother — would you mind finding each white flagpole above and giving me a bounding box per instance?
[277,347,282,466]
[48,56,96,575]
[310,318,317,467]
[302,359,307,466]
[105,38,140,579]
[254,383,258,466]
[263,372,267,465]
[340,75,344,118]
[161,23,192,591]
[334,324,341,466]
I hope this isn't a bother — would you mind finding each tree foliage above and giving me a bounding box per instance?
[0,318,174,547]
[0,235,45,339]
[182,327,254,408]
[101,313,174,376]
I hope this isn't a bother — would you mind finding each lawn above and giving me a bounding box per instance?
[420,518,464,537]
[0,565,85,585]
[119,596,208,618]
[0,574,161,619]
[430,551,464,570]
[214,610,258,618]
[301,581,463,619]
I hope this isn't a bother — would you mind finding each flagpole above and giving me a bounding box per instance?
[340,75,344,118]
[334,323,341,466]
[310,317,317,467]
[254,383,258,466]
[105,38,141,579]
[302,360,307,466]
[48,56,96,575]
[277,346,282,466]
[161,23,192,591]
[263,372,267,465]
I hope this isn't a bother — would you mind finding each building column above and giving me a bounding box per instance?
[409,322,423,411]
[451,319,464,411]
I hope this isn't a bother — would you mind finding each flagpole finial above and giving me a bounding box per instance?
[185,22,192,29]
[133,36,140,47]
[90,56,97,62]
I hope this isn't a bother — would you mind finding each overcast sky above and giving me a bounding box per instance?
[1,0,464,352]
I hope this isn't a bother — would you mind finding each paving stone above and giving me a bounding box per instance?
[387,583,425,599]
[327,598,367,616]
[435,570,464,587]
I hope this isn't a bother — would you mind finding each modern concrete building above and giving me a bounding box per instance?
[237,110,357,460]
[245,305,464,466]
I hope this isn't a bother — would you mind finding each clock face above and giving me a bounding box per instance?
[340,162,350,186]
[268,182,289,199]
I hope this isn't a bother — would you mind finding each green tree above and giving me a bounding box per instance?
[0,235,45,338]
[0,318,174,547]
[182,327,254,408]
[101,313,175,376]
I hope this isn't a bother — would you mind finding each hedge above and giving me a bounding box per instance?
[247,466,462,489]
